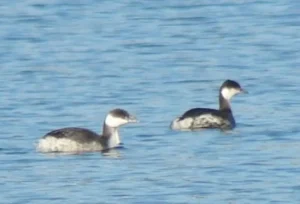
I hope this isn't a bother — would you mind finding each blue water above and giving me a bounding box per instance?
[1,0,300,203]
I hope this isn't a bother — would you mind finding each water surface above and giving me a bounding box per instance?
[1,0,300,203]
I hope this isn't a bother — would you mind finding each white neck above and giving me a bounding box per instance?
[107,129,121,148]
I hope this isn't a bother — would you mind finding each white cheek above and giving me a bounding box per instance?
[105,114,127,127]
[221,88,238,100]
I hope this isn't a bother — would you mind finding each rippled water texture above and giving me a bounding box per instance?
[1,1,300,203]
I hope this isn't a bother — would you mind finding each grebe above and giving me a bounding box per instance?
[37,108,137,152]
[170,80,247,131]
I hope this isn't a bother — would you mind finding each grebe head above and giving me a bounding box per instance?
[105,108,138,128]
[220,80,247,100]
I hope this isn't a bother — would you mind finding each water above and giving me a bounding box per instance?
[1,0,300,203]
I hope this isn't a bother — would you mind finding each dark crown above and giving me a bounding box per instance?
[109,108,130,119]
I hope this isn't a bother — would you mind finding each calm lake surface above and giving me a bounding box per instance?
[1,0,300,203]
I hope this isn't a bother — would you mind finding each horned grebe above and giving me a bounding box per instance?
[170,80,247,131]
[37,108,137,152]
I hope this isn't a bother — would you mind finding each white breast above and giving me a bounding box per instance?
[36,136,103,152]
[170,117,194,130]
